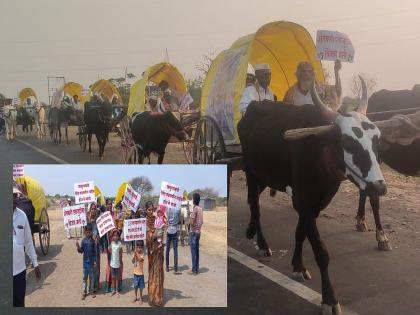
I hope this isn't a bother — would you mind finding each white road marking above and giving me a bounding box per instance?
[15,139,69,164]
[228,246,359,315]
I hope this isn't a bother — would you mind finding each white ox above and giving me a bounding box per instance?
[3,105,17,140]
[34,102,46,139]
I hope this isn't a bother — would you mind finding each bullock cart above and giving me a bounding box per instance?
[192,21,325,194]
[15,176,50,255]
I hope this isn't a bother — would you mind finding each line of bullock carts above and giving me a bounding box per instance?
[5,21,420,314]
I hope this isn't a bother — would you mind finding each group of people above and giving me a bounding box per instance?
[145,80,180,114]
[74,192,203,306]
[239,60,343,114]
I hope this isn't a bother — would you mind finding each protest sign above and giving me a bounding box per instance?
[159,181,183,210]
[123,218,147,241]
[122,184,141,212]
[62,204,87,230]
[96,211,115,238]
[316,30,355,63]
[74,181,95,204]
[12,98,20,106]
[13,164,24,179]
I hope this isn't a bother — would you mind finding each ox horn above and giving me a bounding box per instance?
[284,125,335,141]
[311,79,338,122]
[356,75,368,115]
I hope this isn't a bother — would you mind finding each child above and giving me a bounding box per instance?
[108,229,123,296]
[132,240,145,304]
[154,205,166,248]
[76,224,97,300]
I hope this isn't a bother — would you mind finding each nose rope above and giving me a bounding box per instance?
[343,160,370,186]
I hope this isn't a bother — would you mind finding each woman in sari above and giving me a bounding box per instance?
[146,202,164,306]
[88,203,101,291]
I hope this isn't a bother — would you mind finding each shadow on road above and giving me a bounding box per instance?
[26,261,57,295]
[35,244,63,262]
[164,288,191,305]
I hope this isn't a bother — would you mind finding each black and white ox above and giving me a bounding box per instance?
[130,111,188,164]
[238,77,392,315]
[354,111,420,250]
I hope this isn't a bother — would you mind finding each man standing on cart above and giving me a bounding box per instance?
[239,64,275,115]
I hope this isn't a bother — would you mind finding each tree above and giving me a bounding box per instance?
[350,73,377,98]
[129,176,153,195]
[109,73,136,106]
[188,187,219,199]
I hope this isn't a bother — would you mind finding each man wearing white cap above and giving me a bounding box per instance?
[13,186,41,307]
[145,90,166,113]
[239,63,274,114]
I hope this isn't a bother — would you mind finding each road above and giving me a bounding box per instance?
[3,129,420,314]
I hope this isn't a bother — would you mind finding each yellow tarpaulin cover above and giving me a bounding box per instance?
[63,82,90,105]
[16,176,46,222]
[18,88,39,106]
[128,62,187,117]
[201,21,325,144]
[114,182,128,205]
[90,79,122,103]
[94,185,105,205]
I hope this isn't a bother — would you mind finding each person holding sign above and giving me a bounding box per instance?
[107,229,123,296]
[132,241,145,304]
[76,224,97,300]
[283,60,342,110]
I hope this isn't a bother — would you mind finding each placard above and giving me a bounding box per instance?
[122,184,141,212]
[158,181,183,210]
[123,218,147,241]
[62,204,87,229]
[316,30,355,63]
[74,181,95,204]
[13,164,24,179]
[96,211,115,238]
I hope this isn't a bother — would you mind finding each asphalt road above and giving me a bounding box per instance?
[3,132,420,314]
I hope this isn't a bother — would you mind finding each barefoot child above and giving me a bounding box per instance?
[132,240,145,304]
[108,229,123,296]
[76,224,97,300]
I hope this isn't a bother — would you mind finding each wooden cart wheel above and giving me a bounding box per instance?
[38,208,50,255]
[183,139,194,164]
[78,125,87,152]
[193,116,226,164]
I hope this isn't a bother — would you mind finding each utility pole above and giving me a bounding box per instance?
[47,76,65,104]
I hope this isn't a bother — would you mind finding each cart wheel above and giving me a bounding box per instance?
[183,139,194,164]
[193,116,226,164]
[78,125,86,152]
[39,208,50,255]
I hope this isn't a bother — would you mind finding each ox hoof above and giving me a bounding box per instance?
[378,241,392,251]
[356,220,368,232]
[258,248,272,257]
[292,269,312,282]
[321,302,342,315]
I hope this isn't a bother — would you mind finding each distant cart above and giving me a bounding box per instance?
[16,176,50,255]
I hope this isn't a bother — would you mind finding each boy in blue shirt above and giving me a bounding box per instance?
[76,224,97,300]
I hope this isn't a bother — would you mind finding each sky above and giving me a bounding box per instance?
[22,164,228,197]
[1,0,420,101]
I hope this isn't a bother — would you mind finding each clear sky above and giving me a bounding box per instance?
[1,0,420,101]
[23,164,227,197]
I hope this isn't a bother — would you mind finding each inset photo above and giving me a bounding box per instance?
[12,164,227,307]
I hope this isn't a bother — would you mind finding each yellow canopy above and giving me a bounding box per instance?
[18,88,39,106]
[94,185,105,205]
[15,176,46,222]
[90,79,122,103]
[201,21,325,143]
[114,182,128,205]
[128,62,188,117]
[63,82,90,105]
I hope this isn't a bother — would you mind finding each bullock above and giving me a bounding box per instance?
[3,104,17,140]
[49,107,61,144]
[130,111,188,164]
[84,97,112,159]
[34,102,46,139]
[238,78,389,315]
[354,112,420,249]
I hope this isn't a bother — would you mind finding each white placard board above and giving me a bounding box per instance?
[122,184,141,212]
[158,181,183,210]
[96,211,115,238]
[62,204,87,229]
[13,164,24,179]
[74,181,95,204]
[123,218,147,241]
[316,30,355,63]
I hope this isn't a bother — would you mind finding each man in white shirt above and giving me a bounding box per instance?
[13,187,41,307]
[239,64,275,114]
